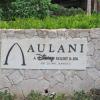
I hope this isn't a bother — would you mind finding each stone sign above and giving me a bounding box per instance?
[1,38,87,69]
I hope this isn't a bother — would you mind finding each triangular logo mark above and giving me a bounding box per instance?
[4,42,26,66]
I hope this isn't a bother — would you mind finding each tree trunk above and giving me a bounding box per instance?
[87,0,92,14]
[94,0,97,12]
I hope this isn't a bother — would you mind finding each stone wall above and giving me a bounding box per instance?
[0,29,100,99]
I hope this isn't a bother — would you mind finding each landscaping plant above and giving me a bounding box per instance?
[73,90,92,100]
[0,0,51,20]
[0,14,99,29]
[0,90,15,100]
[0,0,86,20]
[26,90,67,100]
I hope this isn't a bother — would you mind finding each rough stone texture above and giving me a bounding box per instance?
[8,71,23,85]
[0,29,100,99]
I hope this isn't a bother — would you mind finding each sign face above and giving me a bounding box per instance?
[1,38,87,69]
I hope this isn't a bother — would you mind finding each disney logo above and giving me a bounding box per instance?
[36,54,55,62]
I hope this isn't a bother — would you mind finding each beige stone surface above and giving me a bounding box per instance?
[0,29,100,98]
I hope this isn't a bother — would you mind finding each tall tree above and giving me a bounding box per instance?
[94,0,97,12]
[87,0,92,14]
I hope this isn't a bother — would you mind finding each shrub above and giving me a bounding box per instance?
[26,90,50,100]
[66,7,85,16]
[0,0,85,20]
[49,4,66,16]
[26,90,67,100]
[9,0,51,19]
[0,0,52,20]
[26,90,93,100]
[0,90,95,100]
[73,91,91,100]
[49,4,85,16]
[0,90,15,100]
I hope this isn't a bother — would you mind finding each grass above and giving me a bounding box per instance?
[0,90,15,100]
[0,90,96,100]
[26,90,92,100]
[0,14,100,29]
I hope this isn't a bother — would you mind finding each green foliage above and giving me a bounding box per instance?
[0,90,96,100]
[73,90,91,100]
[0,90,15,100]
[0,0,51,20]
[0,14,99,29]
[0,8,3,20]
[26,90,67,100]
[10,0,51,19]
[66,7,85,16]
[0,0,13,20]
[49,4,67,16]
[54,94,67,100]
[26,90,50,100]
[26,90,93,100]
[50,5,85,16]
[0,0,85,20]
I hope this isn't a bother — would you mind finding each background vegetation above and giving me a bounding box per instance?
[0,90,15,100]
[0,90,92,100]
[26,90,92,100]
[0,0,85,20]
[0,0,99,29]
[0,14,99,29]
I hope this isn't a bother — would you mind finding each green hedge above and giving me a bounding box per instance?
[0,0,51,20]
[0,14,100,29]
[0,0,85,20]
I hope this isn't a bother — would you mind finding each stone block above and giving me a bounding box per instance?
[87,41,95,56]
[90,29,100,39]
[95,79,100,89]
[1,33,7,38]
[50,82,67,93]
[74,71,88,80]
[94,50,100,70]
[1,69,16,76]
[57,29,66,38]
[79,32,90,38]
[53,71,65,83]
[18,79,49,95]
[8,71,23,85]
[94,40,100,50]
[87,68,100,80]
[0,77,11,89]
[0,29,6,34]
[48,30,57,38]
[71,70,95,91]
[68,29,81,38]
[24,70,43,79]
[87,56,96,68]
[2,29,25,39]
[49,77,58,89]
[36,29,47,38]
[5,29,16,37]
[24,29,36,38]
[71,75,84,91]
